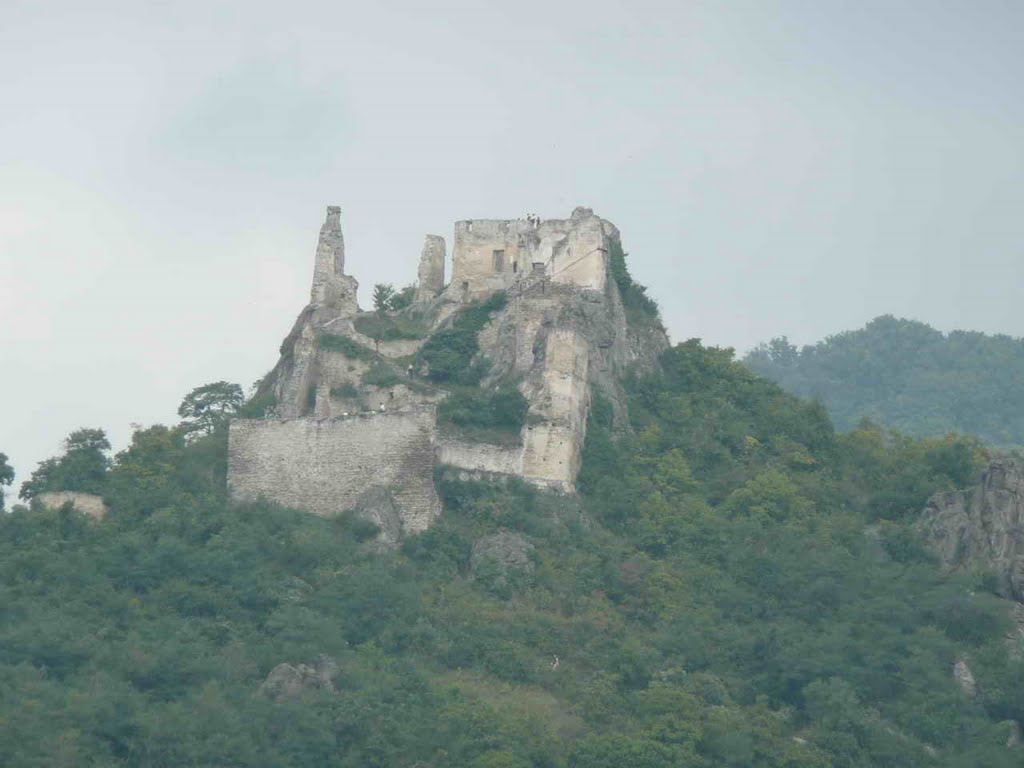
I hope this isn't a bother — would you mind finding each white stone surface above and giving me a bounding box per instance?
[36,491,108,521]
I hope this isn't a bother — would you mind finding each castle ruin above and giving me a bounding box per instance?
[228,205,668,539]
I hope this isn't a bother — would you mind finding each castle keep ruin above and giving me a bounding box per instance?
[228,205,668,538]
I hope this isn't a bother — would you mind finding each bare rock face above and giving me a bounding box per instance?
[258,655,339,702]
[349,485,403,549]
[917,459,1024,601]
[36,491,107,521]
[953,657,978,698]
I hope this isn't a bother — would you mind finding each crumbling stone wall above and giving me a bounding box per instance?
[450,207,612,301]
[416,235,446,302]
[229,408,441,533]
[436,438,523,476]
[229,204,670,537]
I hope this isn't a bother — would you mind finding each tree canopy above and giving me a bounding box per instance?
[746,315,1024,446]
[0,452,13,510]
[1,342,1022,766]
[18,427,111,501]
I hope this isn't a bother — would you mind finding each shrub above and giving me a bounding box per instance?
[362,362,403,389]
[418,293,507,384]
[354,314,430,341]
[439,386,528,433]
[329,383,359,400]
[319,333,375,360]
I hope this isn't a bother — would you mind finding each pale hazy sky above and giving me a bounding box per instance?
[2,1,1023,489]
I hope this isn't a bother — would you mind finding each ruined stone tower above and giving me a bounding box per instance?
[228,205,668,541]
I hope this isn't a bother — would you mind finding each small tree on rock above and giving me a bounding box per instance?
[372,283,396,314]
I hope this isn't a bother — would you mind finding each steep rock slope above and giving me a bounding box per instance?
[919,459,1024,601]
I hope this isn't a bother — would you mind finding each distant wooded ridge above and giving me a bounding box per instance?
[745,315,1024,446]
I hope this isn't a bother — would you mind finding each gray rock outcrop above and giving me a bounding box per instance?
[471,530,535,588]
[953,657,978,698]
[917,459,1024,601]
[349,485,403,549]
[258,655,339,702]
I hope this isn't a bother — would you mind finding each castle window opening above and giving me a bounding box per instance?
[492,249,506,272]
[513,261,518,274]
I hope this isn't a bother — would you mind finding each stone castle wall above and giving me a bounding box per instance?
[229,408,441,533]
[436,437,524,476]
[228,204,670,539]
[450,208,611,301]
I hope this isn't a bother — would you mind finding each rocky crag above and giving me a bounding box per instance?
[228,205,668,539]
[918,458,1024,601]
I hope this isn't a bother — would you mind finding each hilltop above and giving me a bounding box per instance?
[2,215,1024,767]
[746,315,1024,446]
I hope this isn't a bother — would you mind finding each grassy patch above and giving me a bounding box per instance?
[354,314,430,341]
[362,362,403,389]
[329,383,359,400]
[438,385,528,445]
[319,333,375,360]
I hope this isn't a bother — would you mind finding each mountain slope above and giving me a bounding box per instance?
[745,315,1024,445]
[2,341,1023,767]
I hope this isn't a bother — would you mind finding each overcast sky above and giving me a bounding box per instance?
[2,0,1023,489]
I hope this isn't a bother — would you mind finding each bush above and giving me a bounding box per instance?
[609,240,660,325]
[418,293,507,385]
[354,314,430,341]
[319,332,375,360]
[362,362,403,389]
[329,383,359,400]
[438,386,528,435]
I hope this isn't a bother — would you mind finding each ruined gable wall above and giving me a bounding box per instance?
[451,219,533,300]
[228,408,440,533]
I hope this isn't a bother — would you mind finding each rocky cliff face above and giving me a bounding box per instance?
[228,205,668,534]
[917,459,1024,601]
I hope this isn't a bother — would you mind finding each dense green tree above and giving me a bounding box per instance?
[18,427,110,500]
[372,282,396,313]
[177,381,244,437]
[2,338,1023,767]
[0,453,12,510]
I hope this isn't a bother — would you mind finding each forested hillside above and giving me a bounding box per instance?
[745,316,1024,446]
[2,341,1023,766]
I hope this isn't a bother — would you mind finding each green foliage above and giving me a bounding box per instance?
[329,382,359,400]
[746,315,1024,446]
[318,332,375,360]
[438,385,529,443]
[236,389,277,419]
[353,312,430,341]
[389,284,416,311]
[3,337,1024,767]
[609,239,660,325]
[19,428,111,500]
[177,380,245,436]
[361,361,403,389]
[418,292,507,385]
[372,282,396,312]
[0,452,12,511]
